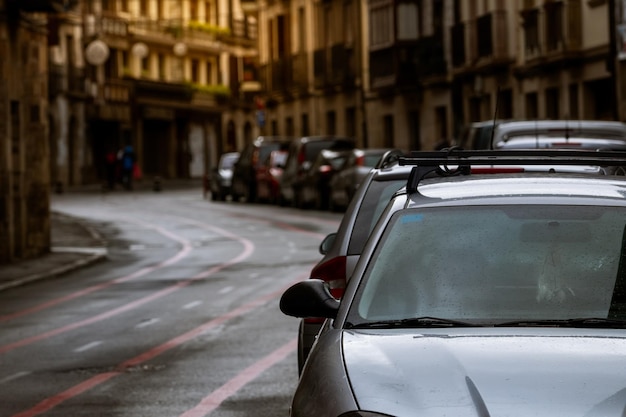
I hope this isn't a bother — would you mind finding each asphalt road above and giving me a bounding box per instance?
[0,185,342,417]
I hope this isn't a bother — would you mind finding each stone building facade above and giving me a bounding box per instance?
[0,0,55,263]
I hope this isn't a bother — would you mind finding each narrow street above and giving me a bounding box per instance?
[0,184,342,417]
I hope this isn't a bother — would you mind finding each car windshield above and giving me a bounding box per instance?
[349,205,626,326]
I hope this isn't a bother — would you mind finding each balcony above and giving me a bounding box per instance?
[464,10,513,72]
[290,52,309,93]
[451,22,466,68]
[516,0,584,76]
[313,44,358,91]
[369,36,446,91]
[11,0,77,13]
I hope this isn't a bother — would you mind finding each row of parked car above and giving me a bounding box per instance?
[209,135,401,212]
[275,122,626,415]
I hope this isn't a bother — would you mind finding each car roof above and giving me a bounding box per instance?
[493,120,626,141]
[253,136,293,146]
[397,149,626,204]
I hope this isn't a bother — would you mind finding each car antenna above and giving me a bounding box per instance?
[489,86,500,150]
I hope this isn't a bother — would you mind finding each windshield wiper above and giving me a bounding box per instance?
[495,318,626,328]
[347,316,476,329]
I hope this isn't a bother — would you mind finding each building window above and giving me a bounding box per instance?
[370,1,394,48]
[191,59,200,82]
[383,114,394,148]
[522,8,540,56]
[286,117,295,136]
[158,54,166,80]
[346,107,356,137]
[206,62,213,84]
[141,55,149,77]
[326,111,336,135]
[140,0,148,15]
[205,2,213,23]
[569,83,579,119]
[344,0,355,44]
[525,92,538,119]
[545,2,564,51]
[396,2,419,40]
[301,113,310,136]
[545,87,560,119]
[190,0,199,20]
[476,13,493,58]
[121,0,129,12]
[408,111,420,150]
[435,106,448,144]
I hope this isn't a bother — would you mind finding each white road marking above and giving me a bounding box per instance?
[135,318,161,328]
[74,341,102,353]
[218,286,234,295]
[0,371,31,385]
[182,301,203,309]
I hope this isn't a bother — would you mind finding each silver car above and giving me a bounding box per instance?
[296,151,410,373]
[492,119,626,150]
[282,149,626,417]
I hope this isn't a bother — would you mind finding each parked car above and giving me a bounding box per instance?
[492,119,626,150]
[209,152,239,201]
[454,119,509,149]
[296,150,412,373]
[298,148,353,210]
[279,136,355,207]
[231,136,291,203]
[329,148,404,211]
[281,149,626,416]
[255,149,288,204]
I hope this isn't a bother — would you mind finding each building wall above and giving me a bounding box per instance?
[0,5,51,263]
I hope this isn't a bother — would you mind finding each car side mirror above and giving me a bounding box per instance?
[319,233,336,255]
[279,279,339,319]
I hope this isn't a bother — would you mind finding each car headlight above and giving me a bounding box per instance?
[339,412,395,417]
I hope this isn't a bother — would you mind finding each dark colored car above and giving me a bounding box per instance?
[279,136,356,207]
[231,136,291,203]
[298,148,353,210]
[209,152,239,201]
[281,149,626,417]
[329,148,403,211]
[296,150,411,373]
[255,149,288,204]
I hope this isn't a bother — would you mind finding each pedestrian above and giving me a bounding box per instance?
[104,147,118,190]
[120,144,136,190]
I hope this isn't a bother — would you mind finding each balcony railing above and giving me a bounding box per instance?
[313,44,358,90]
[369,36,445,90]
[291,52,309,91]
[12,0,77,13]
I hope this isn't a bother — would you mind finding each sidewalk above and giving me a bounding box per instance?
[0,212,108,292]
[0,178,203,292]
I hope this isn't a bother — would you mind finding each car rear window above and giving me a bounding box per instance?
[258,143,284,165]
[347,178,406,256]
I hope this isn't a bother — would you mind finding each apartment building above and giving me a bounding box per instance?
[81,0,260,182]
[257,0,366,143]
[257,0,622,151]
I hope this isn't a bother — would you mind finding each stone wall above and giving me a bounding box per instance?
[0,5,51,263]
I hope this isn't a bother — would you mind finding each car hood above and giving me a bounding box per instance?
[343,328,626,417]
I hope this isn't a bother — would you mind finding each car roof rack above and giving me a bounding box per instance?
[399,149,626,192]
